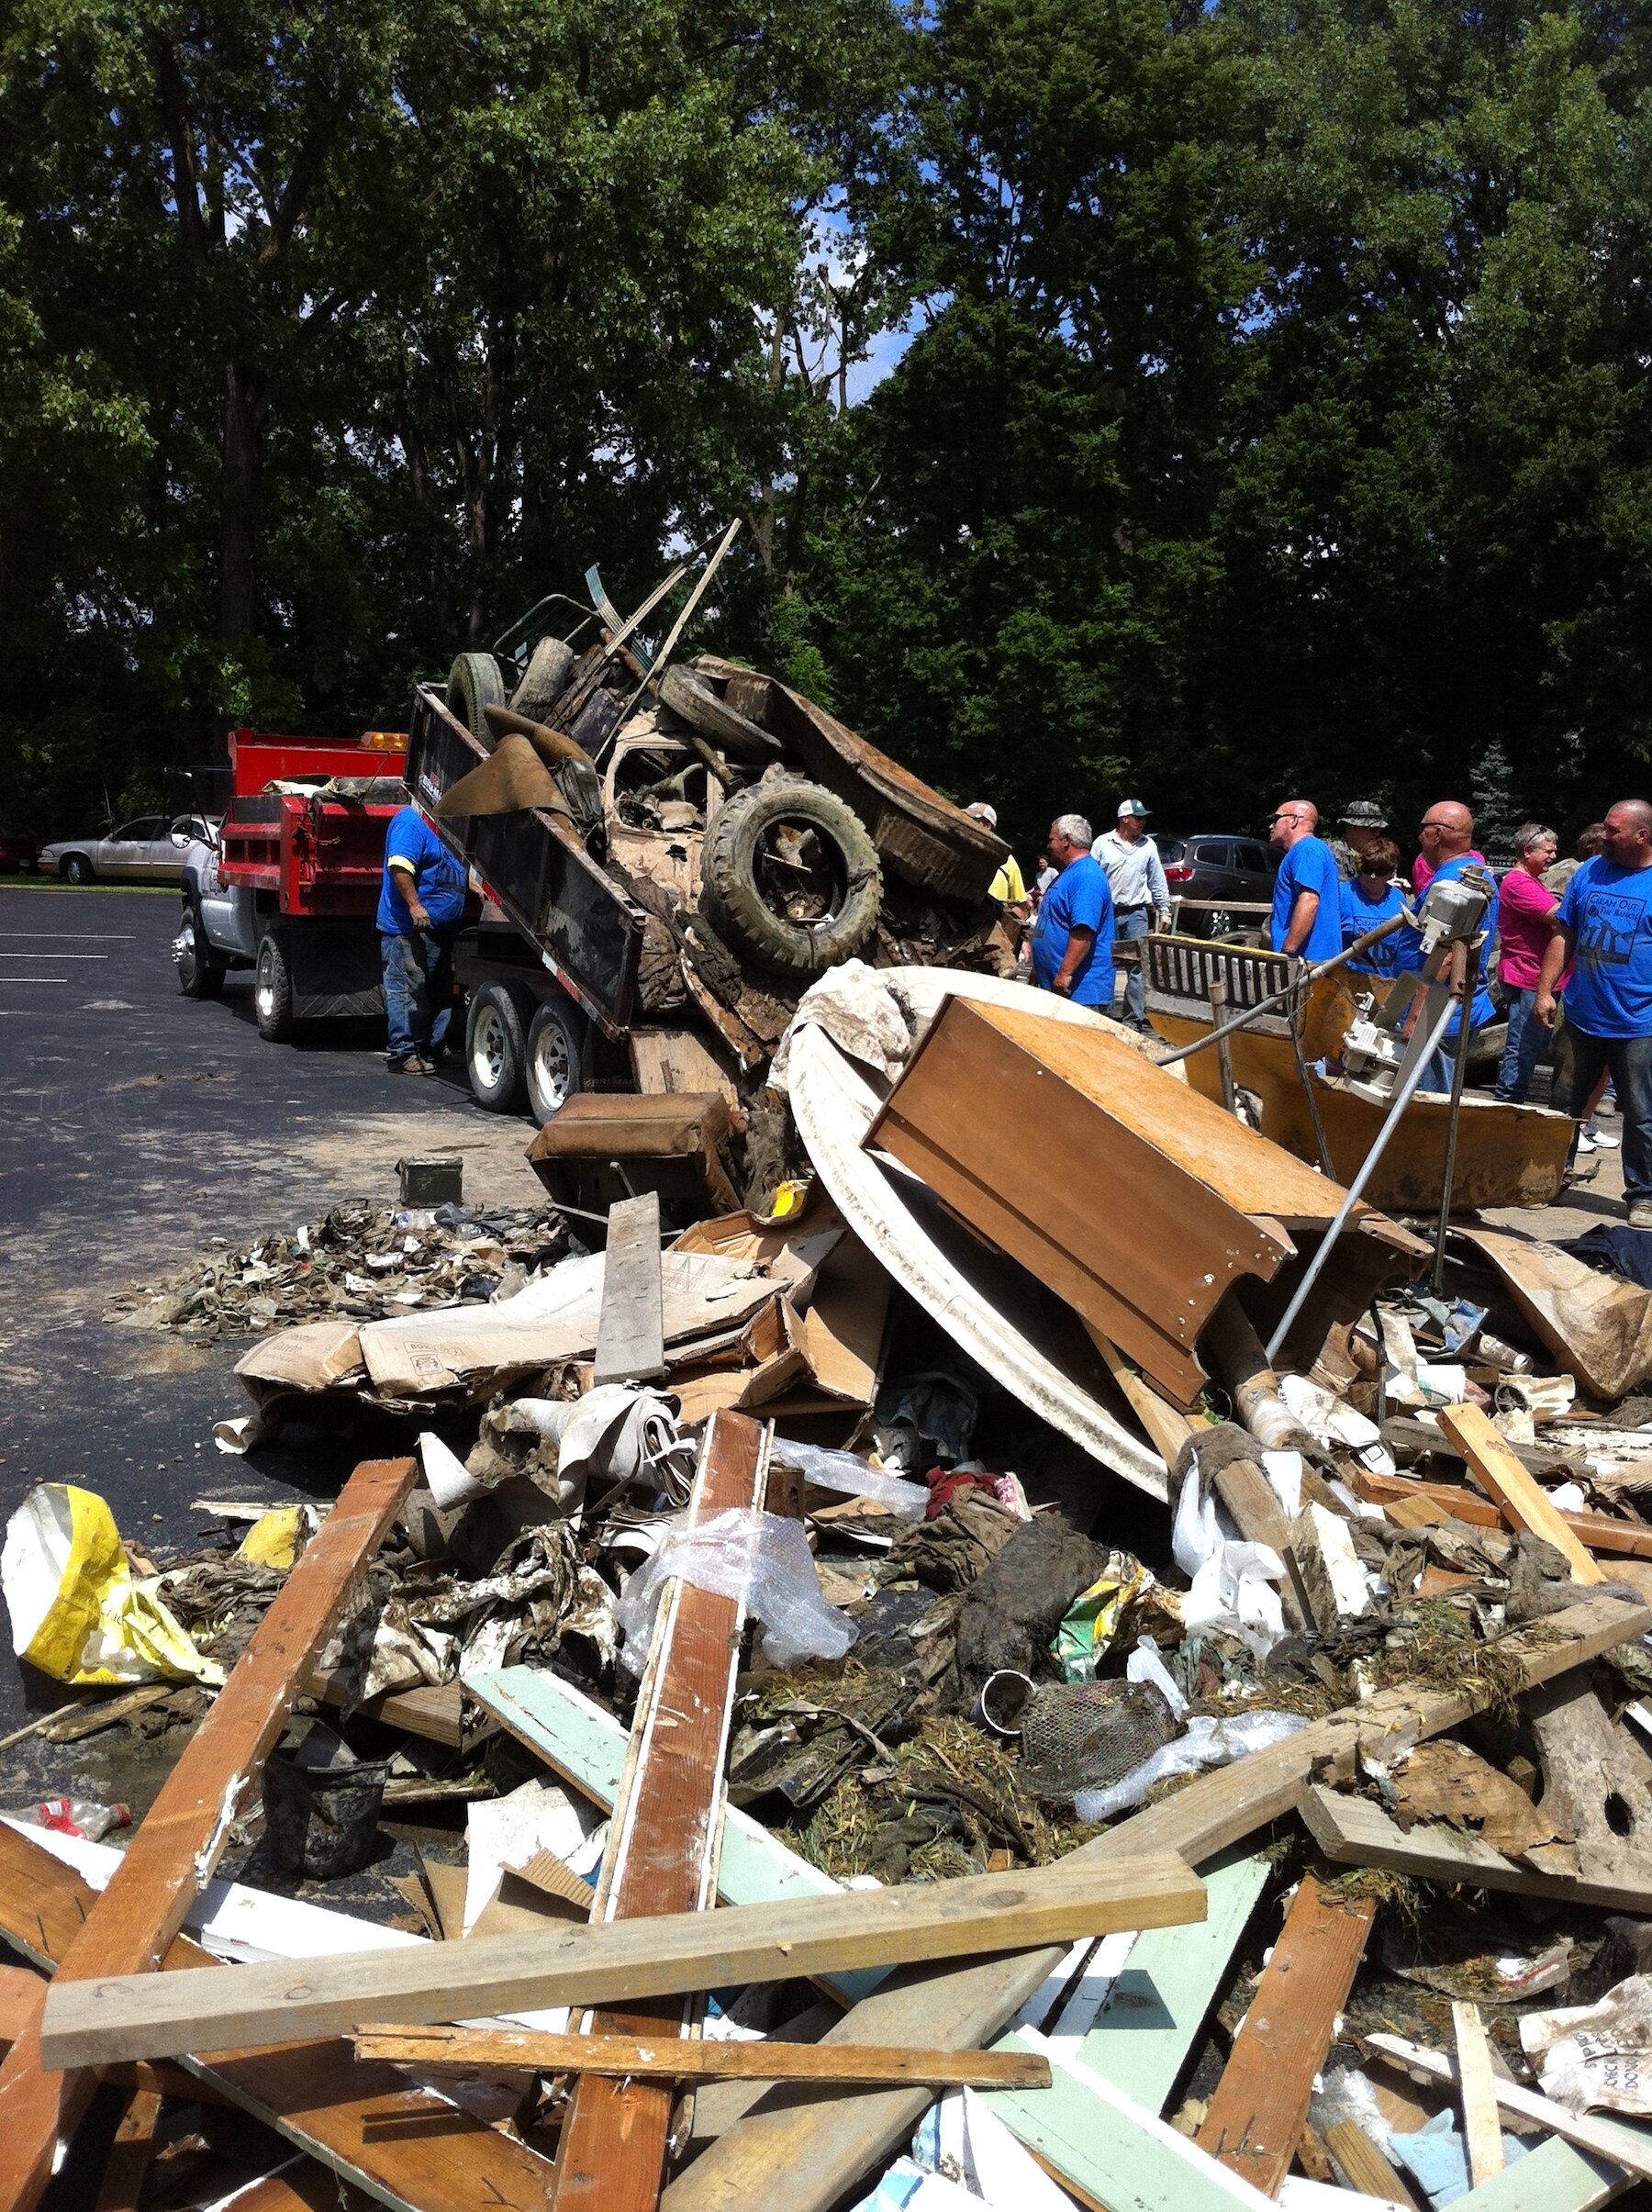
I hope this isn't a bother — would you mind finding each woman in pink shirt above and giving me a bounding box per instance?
[1495,822,1562,1100]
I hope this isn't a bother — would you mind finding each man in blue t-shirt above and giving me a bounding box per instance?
[1031,814,1114,1008]
[1267,799,1344,962]
[1536,799,1652,1223]
[377,805,468,1074]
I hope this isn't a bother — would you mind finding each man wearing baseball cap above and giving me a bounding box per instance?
[965,801,1027,907]
[1331,799,1390,882]
[1096,799,1170,1030]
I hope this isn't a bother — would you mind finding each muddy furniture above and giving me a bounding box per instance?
[527,1092,742,1234]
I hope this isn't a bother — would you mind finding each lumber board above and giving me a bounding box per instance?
[1195,1874,1376,2195]
[550,1406,763,2212]
[464,1661,882,2000]
[1367,2034,1652,2186]
[655,1596,1652,2212]
[1454,2001,1505,2188]
[306,1668,484,1748]
[0,1973,40,2051]
[1300,1782,1652,1910]
[93,2086,162,2212]
[1454,2138,1630,2212]
[0,1819,554,2212]
[1353,1469,1652,1562]
[1325,2121,1423,2212]
[0,1454,417,2212]
[593,1190,666,1384]
[352,2025,1052,2089]
[1438,1405,1606,1583]
[42,1852,1206,2068]
[1085,1324,1196,1470]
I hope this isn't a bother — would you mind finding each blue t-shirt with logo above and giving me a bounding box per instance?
[1557,857,1652,1039]
[1269,834,1344,961]
[1032,853,1114,1007]
[1338,880,1406,975]
[377,806,468,935]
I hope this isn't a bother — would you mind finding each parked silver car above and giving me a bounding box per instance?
[39,814,218,887]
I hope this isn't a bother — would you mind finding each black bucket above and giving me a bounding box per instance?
[262,1747,389,1879]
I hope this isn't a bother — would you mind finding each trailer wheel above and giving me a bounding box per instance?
[510,637,576,723]
[254,928,295,1040]
[465,982,530,1113]
[702,779,882,978]
[526,996,585,1125]
[175,906,226,1000]
[446,653,508,744]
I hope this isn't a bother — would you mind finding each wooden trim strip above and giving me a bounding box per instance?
[352,2025,1051,2089]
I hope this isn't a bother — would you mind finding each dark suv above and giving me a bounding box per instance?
[1158,833,1277,939]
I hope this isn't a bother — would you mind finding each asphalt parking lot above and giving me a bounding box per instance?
[0,882,545,1738]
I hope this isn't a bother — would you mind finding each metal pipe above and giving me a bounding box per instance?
[1152,911,1410,1069]
[1263,990,1460,1365]
[1430,939,1480,1296]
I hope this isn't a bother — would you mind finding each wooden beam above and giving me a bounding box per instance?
[1367,2034,1652,2186]
[1352,1469,1652,1562]
[1325,2120,1423,2212]
[0,1821,553,2212]
[0,1457,417,2212]
[44,1852,1206,2070]
[93,2087,162,2212]
[1452,2002,1504,2189]
[1196,1875,1376,2195]
[352,2026,1051,2090]
[660,1595,1649,2212]
[551,1406,764,2212]
[1084,1324,1196,1471]
[1438,1404,1606,1584]
[1300,1782,1652,1911]
[593,1190,665,1384]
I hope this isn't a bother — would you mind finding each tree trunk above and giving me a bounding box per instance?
[219,359,268,642]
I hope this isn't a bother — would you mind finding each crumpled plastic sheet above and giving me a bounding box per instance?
[769,1440,929,1518]
[1174,1464,1287,1658]
[767,958,914,1095]
[617,1507,857,1674]
[1073,1709,1311,1825]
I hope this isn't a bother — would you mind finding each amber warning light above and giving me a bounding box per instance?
[360,731,408,753]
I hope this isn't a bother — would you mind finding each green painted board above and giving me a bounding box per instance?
[1078,1843,1271,2112]
[1454,2137,1630,2212]
[466,1664,883,2001]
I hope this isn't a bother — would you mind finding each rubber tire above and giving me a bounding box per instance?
[465,981,531,1113]
[510,636,576,722]
[176,906,226,1000]
[525,996,585,1125]
[61,854,95,886]
[659,664,783,764]
[446,652,508,744]
[702,779,882,978]
[254,928,295,1041]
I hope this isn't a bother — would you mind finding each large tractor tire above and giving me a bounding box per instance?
[701,779,881,979]
[659,665,782,764]
[446,653,508,744]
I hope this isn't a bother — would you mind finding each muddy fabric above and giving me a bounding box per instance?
[890,1490,1021,1593]
[951,1517,1107,1697]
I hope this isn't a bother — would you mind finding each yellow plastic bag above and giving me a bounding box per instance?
[236,1505,308,1571]
[1,1484,225,1687]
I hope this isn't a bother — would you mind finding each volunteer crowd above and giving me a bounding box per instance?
[966,793,1652,1233]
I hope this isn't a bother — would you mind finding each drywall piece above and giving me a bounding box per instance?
[1299,1785,1652,1913]
[1367,2034,1652,2186]
[787,1022,1166,1498]
[593,1191,666,1385]
[352,2026,1050,2089]
[0,1454,417,2212]
[1437,1405,1605,1586]
[1195,1875,1376,2195]
[1525,1681,1652,1898]
[660,1595,1648,2212]
[41,1854,1209,2070]
[0,1819,554,2212]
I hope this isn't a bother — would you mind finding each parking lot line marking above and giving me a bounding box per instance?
[0,978,69,984]
[0,953,107,959]
[0,933,135,939]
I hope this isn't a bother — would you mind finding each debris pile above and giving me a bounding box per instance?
[10,963,1652,2212]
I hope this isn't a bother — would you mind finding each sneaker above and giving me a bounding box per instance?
[386,1056,427,1077]
[1577,1128,1598,1154]
[1588,1122,1622,1149]
[1631,1201,1652,1231]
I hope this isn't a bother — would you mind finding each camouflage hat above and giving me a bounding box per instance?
[1340,799,1388,830]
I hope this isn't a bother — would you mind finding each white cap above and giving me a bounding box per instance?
[1118,799,1149,819]
[966,802,998,829]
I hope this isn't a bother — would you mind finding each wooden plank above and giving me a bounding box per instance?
[306,1668,483,1749]
[1196,1875,1375,2195]
[1437,1405,1606,1584]
[1085,1324,1195,1471]
[0,1820,554,2212]
[93,2087,162,2212]
[352,2026,1051,2089]
[661,1594,1649,2212]
[1300,1783,1652,1911]
[0,1972,39,2051]
[1352,1469,1652,1562]
[593,1190,665,1384]
[464,1662,882,2001]
[46,1852,1208,2069]
[1453,2002,1505,2189]
[551,1405,764,2212]
[1211,1457,1310,1633]
[1325,2121,1423,2212]
[0,1454,417,2212]
[1367,2034,1652,2186]
[1454,2137,1629,2212]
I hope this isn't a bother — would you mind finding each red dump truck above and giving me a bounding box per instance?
[173,726,411,1037]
